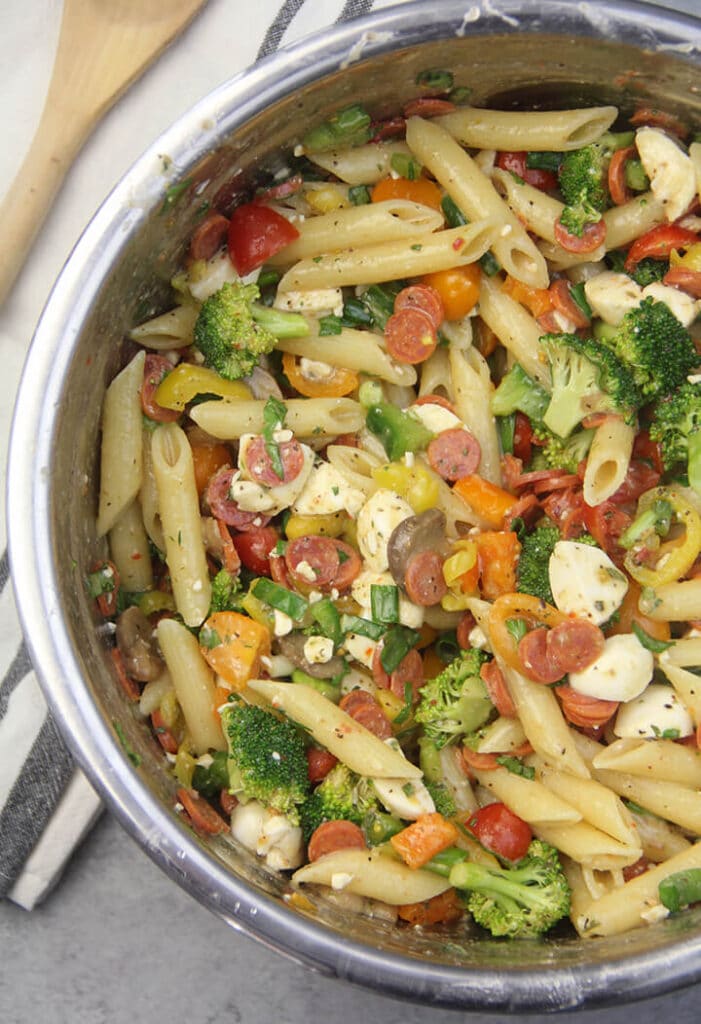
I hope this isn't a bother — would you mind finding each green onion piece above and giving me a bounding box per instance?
[363,810,404,845]
[113,721,141,767]
[291,669,341,702]
[371,584,400,624]
[390,152,422,180]
[302,104,372,153]
[159,178,192,214]
[435,630,460,664]
[262,395,288,481]
[257,269,281,289]
[415,68,454,92]
[342,296,374,328]
[393,681,414,725]
[311,598,342,646]
[251,578,309,620]
[496,755,535,779]
[425,846,467,877]
[192,750,229,798]
[569,281,593,320]
[349,184,371,205]
[659,869,701,913]
[631,621,675,654]
[497,413,516,456]
[525,151,562,172]
[318,314,343,336]
[448,86,472,105]
[380,625,420,673]
[479,251,501,276]
[441,194,468,228]
[341,614,387,640]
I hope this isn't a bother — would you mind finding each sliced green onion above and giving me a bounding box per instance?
[311,598,342,646]
[631,621,675,654]
[659,869,701,913]
[569,281,592,320]
[479,251,501,276]
[496,755,535,779]
[498,413,516,456]
[342,296,374,328]
[291,669,341,702]
[416,68,454,92]
[525,151,562,172]
[251,578,309,620]
[302,104,372,153]
[318,314,343,336]
[441,194,468,228]
[380,625,420,673]
[349,184,371,206]
[448,86,472,105]
[341,613,386,641]
[625,159,649,192]
[390,152,422,180]
[371,584,400,624]
[159,178,192,214]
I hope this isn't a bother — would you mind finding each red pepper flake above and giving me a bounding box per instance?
[452,236,464,251]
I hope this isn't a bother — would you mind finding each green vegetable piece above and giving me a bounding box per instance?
[619,498,673,550]
[192,750,230,798]
[414,648,492,749]
[391,152,422,180]
[302,104,372,153]
[363,809,404,845]
[299,763,378,842]
[659,868,701,913]
[516,526,561,604]
[370,584,400,625]
[631,621,674,654]
[525,151,562,172]
[650,381,701,496]
[251,577,309,620]
[290,669,341,702]
[340,613,387,641]
[441,194,468,228]
[380,624,421,674]
[416,68,454,92]
[491,363,550,422]
[365,402,434,461]
[310,597,342,646]
[349,185,371,206]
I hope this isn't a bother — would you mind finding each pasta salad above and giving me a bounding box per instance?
[94,77,701,942]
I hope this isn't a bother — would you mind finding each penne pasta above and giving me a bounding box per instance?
[107,499,154,593]
[448,344,502,486]
[156,618,225,754]
[277,323,417,386]
[532,758,637,846]
[190,396,364,440]
[592,737,701,788]
[582,418,635,507]
[436,105,617,152]
[129,304,198,350]
[292,848,451,904]
[97,350,145,537]
[306,141,413,185]
[477,272,550,388]
[639,578,701,623]
[472,766,583,825]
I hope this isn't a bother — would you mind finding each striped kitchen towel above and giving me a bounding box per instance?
[0,0,392,909]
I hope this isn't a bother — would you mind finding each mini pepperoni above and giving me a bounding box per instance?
[220,788,239,817]
[404,550,447,607]
[373,646,424,703]
[547,620,605,674]
[607,146,636,207]
[189,212,230,261]
[328,539,362,591]
[629,106,688,140]
[177,787,229,836]
[205,466,272,530]
[285,535,339,588]
[518,628,563,684]
[556,685,619,728]
[244,434,305,487]
[369,116,407,142]
[339,689,376,715]
[110,647,140,702]
[141,355,181,423]
[460,748,501,773]
[548,278,591,329]
[414,393,456,413]
[427,428,481,482]
[504,492,541,531]
[663,267,701,299]
[384,307,438,365]
[306,747,339,783]
[403,97,456,118]
[351,701,394,739]
[307,820,367,862]
[554,217,607,254]
[622,857,652,882]
[394,284,444,330]
[269,552,292,587]
[256,174,303,201]
[215,519,242,575]
[480,659,516,718]
[530,472,581,495]
[456,611,476,650]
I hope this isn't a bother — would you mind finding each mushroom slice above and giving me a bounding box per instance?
[386,508,447,587]
[115,606,164,682]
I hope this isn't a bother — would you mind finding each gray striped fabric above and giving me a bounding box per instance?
[0,0,377,904]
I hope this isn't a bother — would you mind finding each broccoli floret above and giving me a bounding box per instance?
[605,297,698,402]
[516,525,560,604]
[194,280,308,380]
[425,780,457,818]
[446,839,570,938]
[221,699,310,824]
[491,363,551,421]
[415,649,492,750]
[531,424,595,474]
[209,568,244,613]
[540,332,641,438]
[650,381,701,494]
[558,142,611,237]
[299,763,378,843]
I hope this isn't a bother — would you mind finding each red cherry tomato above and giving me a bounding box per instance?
[624,223,698,272]
[513,412,533,463]
[232,526,280,575]
[496,151,559,192]
[466,802,533,862]
[227,202,299,276]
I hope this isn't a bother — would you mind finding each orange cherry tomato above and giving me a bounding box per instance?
[421,264,481,320]
[189,441,232,497]
[371,175,443,211]
[282,351,358,397]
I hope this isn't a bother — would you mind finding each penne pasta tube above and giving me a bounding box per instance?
[156,618,225,754]
[277,220,500,292]
[532,759,637,846]
[491,168,565,244]
[629,807,692,863]
[306,141,412,185]
[639,578,701,623]
[448,345,502,486]
[267,199,444,265]
[592,737,701,789]
[472,767,582,825]
[582,418,635,507]
[97,350,145,537]
[292,848,451,904]
[436,105,618,152]
[590,767,701,836]
[247,680,422,778]
[603,193,666,251]
[406,117,548,288]
[151,423,211,627]
[276,324,417,386]
[659,638,701,723]
[190,396,364,441]
[534,820,641,871]
[107,499,153,593]
[477,273,550,388]
[129,304,198,350]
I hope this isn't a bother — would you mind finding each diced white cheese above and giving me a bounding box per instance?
[229,474,278,513]
[356,488,414,573]
[636,126,697,223]
[273,287,344,316]
[188,252,239,301]
[641,282,701,328]
[330,872,355,891]
[568,634,653,702]
[351,569,424,629]
[584,272,642,326]
[293,559,318,583]
[303,635,335,665]
[371,776,436,820]
[273,609,294,637]
[292,460,366,517]
[236,434,315,514]
[342,633,379,670]
[468,625,489,650]
[614,683,694,739]
[408,402,463,435]
[549,540,629,625]
[229,800,305,870]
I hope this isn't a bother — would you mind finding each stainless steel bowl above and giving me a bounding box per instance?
[8,0,701,1011]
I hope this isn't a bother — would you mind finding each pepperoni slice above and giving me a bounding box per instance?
[306,747,339,783]
[663,267,701,299]
[427,427,481,481]
[504,492,541,531]
[404,550,447,607]
[518,628,563,684]
[480,659,516,718]
[328,539,362,591]
[547,620,605,674]
[369,116,407,143]
[177,787,230,835]
[204,466,272,530]
[414,394,456,413]
[554,217,607,254]
[556,685,619,728]
[188,212,230,262]
[285,535,340,588]
[110,647,140,701]
[548,278,591,329]
[622,857,652,882]
[351,701,394,739]
[269,552,292,587]
[141,355,181,423]
[339,689,376,715]
[456,611,476,650]
[307,820,367,862]
[256,174,303,201]
[373,646,424,703]
[530,472,581,495]
[403,97,456,118]
[384,307,438,365]
[394,284,444,330]
[244,435,305,487]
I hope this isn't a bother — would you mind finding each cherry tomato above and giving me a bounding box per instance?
[232,526,280,575]
[227,202,299,276]
[421,264,481,320]
[496,151,559,192]
[513,412,533,463]
[371,175,443,211]
[554,216,607,254]
[282,351,358,397]
[466,802,533,861]
[306,747,339,783]
[607,146,636,207]
[624,223,698,272]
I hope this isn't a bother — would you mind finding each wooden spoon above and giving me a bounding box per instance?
[0,0,208,305]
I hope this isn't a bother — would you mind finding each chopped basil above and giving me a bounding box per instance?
[632,621,675,653]
[496,755,535,779]
[251,578,309,620]
[371,584,400,625]
[380,625,421,673]
[262,395,288,481]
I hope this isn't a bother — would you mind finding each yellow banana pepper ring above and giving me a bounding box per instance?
[488,592,567,673]
[155,363,252,410]
[624,487,701,588]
